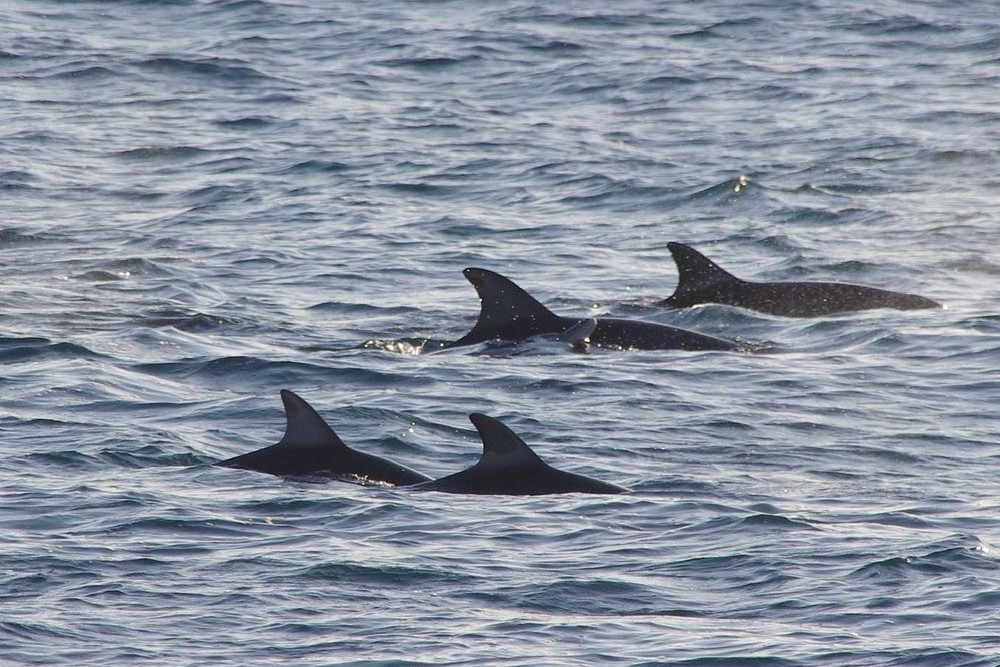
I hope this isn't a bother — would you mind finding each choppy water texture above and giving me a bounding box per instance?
[2,1,999,665]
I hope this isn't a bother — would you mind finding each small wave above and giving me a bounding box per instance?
[73,270,125,282]
[0,620,77,644]
[214,116,277,130]
[111,146,212,161]
[664,658,799,667]
[933,148,999,164]
[521,39,585,54]
[854,14,956,37]
[133,355,420,392]
[70,258,166,282]
[181,183,258,207]
[379,181,456,197]
[24,449,100,470]
[278,159,353,175]
[24,60,118,81]
[555,174,629,206]
[946,588,1000,615]
[140,309,238,332]
[25,444,203,472]
[0,337,101,363]
[673,17,768,40]
[850,555,947,579]
[644,74,698,88]
[308,302,420,318]
[0,171,38,191]
[849,538,992,582]
[740,513,819,530]
[492,577,673,616]
[378,55,480,70]
[132,56,273,84]
[98,447,207,470]
[0,226,52,244]
[135,356,328,381]
[297,562,465,586]
[809,181,892,196]
[945,255,1000,276]
[105,516,256,538]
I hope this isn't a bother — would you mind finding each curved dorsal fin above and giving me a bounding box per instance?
[469,413,545,466]
[670,241,738,286]
[447,268,563,347]
[278,389,349,451]
[662,242,740,307]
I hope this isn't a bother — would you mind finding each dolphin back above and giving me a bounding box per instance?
[741,281,942,317]
[216,390,430,485]
[659,242,942,316]
[413,413,629,495]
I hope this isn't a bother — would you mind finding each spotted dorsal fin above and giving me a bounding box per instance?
[447,268,564,347]
[660,242,741,308]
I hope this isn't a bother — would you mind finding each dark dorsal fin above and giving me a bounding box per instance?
[469,413,546,466]
[278,389,350,451]
[411,413,628,495]
[447,268,564,347]
[661,242,741,308]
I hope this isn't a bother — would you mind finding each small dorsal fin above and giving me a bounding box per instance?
[662,242,741,307]
[447,268,563,347]
[669,242,739,287]
[469,413,545,466]
[556,317,597,344]
[278,389,349,451]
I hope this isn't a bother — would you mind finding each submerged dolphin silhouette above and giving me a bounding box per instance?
[659,242,941,317]
[216,390,431,485]
[446,267,739,351]
[413,413,628,495]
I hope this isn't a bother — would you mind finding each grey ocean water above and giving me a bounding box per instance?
[2,1,998,665]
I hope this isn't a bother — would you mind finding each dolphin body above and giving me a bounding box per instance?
[412,413,628,495]
[216,390,431,486]
[659,242,941,317]
[446,267,739,352]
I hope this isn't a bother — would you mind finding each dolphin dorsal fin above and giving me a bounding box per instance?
[670,242,738,287]
[469,413,545,466]
[663,242,740,307]
[556,318,597,344]
[555,317,597,353]
[449,268,563,346]
[278,389,350,451]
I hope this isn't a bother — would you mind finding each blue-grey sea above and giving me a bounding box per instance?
[2,1,998,665]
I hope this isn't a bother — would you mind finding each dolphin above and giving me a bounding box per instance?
[413,413,628,495]
[216,390,431,485]
[658,242,942,317]
[445,267,740,351]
